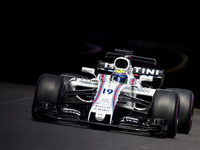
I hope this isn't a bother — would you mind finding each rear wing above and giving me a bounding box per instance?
[106,49,157,65]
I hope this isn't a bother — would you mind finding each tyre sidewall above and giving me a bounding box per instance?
[167,88,194,134]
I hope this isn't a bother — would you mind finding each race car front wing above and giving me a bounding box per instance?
[33,101,168,136]
[48,113,168,136]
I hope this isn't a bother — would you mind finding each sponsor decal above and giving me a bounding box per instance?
[95,113,105,121]
[62,108,81,116]
[133,67,161,76]
[96,98,110,104]
[120,116,139,124]
[93,105,111,112]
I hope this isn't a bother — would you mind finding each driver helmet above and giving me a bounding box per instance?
[111,69,127,84]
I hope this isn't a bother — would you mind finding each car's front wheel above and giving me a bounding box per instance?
[32,73,64,121]
[151,89,180,138]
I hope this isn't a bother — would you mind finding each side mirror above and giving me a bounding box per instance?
[82,67,96,77]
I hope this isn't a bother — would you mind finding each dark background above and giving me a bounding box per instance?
[1,3,199,107]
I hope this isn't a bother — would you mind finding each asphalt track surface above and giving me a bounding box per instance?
[0,82,200,150]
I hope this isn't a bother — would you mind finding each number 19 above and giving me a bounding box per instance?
[102,88,113,94]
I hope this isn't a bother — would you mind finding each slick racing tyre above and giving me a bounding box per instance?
[32,73,64,121]
[167,88,194,134]
[151,89,180,138]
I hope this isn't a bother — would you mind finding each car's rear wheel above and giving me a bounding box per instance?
[167,88,194,134]
[32,73,63,121]
[151,89,180,138]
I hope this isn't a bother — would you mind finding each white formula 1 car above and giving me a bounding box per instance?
[32,49,194,138]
